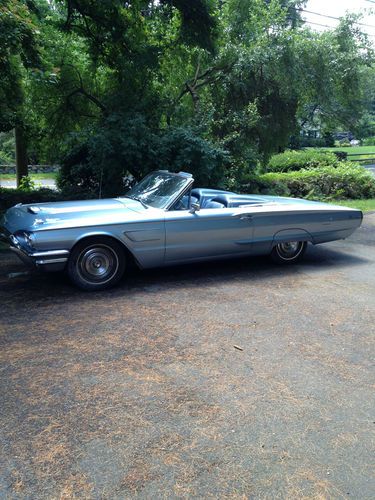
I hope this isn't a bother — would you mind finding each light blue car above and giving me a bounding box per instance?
[0,170,363,290]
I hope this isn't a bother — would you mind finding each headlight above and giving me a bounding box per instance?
[23,232,35,248]
[14,231,35,250]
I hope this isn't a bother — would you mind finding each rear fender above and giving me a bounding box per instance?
[273,228,313,246]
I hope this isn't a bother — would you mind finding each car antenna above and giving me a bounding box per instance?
[98,168,103,199]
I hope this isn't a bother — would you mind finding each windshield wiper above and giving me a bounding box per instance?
[123,195,149,209]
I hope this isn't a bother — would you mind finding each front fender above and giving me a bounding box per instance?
[71,225,165,270]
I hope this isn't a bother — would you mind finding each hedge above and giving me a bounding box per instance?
[259,163,375,200]
[2,163,375,215]
[267,149,339,173]
[0,186,96,212]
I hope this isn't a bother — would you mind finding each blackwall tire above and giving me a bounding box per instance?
[67,237,126,291]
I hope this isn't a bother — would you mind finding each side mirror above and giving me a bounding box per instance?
[190,202,201,214]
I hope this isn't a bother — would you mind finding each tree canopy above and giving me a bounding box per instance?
[0,0,373,191]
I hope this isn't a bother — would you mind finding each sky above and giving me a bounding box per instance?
[303,0,375,40]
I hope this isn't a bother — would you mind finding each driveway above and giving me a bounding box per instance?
[364,164,375,176]
[0,215,374,498]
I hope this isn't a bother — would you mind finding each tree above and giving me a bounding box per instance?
[295,16,374,139]
[0,0,41,184]
[3,0,373,195]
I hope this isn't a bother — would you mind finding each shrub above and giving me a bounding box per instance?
[228,172,290,196]
[322,132,335,148]
[57,144,102,199]
[58,114,229,197]
[259,163,375,200]
[18,176,37,192]
[0,186,94,212]
[267,149,339,173]
[0,187,59,212]
[289,136,326,149]
[289,132,334,149]
[333,151,348,161]
[336,140,351,147]
[362,136,375,146]
[0,131,15,164]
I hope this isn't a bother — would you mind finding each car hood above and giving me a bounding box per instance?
[2,198,151,233]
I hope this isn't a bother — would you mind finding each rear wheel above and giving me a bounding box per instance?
[67,237,126,290]
[270,241,307,264]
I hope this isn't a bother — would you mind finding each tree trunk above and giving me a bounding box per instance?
[15,126,28,187]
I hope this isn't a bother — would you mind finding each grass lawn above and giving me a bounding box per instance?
[326,199,375,212]
[314,146,375,163]
[323,145,375,154]
[0,172,58,181]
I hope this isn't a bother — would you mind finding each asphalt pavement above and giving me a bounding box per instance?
[0,215,374,498]
[0,179,57,190]
[365,164,375,176]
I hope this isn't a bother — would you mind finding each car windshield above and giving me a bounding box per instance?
[124,171,190,209]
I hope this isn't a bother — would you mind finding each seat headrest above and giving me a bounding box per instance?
[210,194,231,207]
[204,200,225,209]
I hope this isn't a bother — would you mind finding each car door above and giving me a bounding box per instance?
[164,207,255,264]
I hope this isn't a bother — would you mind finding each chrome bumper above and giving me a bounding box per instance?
[0,231,69,272]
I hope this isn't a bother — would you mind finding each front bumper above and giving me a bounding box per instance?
[0,230,69,272]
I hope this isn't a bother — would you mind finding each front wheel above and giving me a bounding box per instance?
[67,237,126,291]
[270,241,307,264]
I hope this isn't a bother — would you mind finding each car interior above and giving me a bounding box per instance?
[171,188,267,211]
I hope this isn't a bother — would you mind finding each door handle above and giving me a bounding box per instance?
[232,213,253,220]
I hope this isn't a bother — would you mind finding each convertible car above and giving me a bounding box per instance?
[1,170,363,290]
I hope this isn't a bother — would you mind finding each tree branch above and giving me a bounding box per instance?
[61,64,107,114]
[65,87,107,114]
[176,62,234,106]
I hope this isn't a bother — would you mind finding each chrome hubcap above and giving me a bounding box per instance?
[276,241,303,260]
[77,245,119,284]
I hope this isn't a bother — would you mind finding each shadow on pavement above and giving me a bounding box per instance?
[0,242,370,303]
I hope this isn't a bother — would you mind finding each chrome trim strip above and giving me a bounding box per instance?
[10,235,20,247]
[36,258,68,265]
[27,206,41,214]
[9,246,34,267]
[31,250,70,258]
[3,231,70,266]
